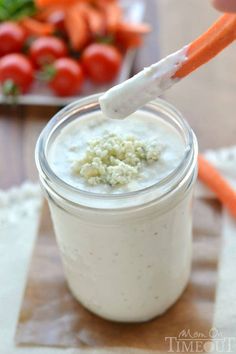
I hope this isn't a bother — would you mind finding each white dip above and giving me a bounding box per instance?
[49,111,185,195]
[45,108,196,322]
[99,46,188,119]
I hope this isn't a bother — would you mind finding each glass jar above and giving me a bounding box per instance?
[35,94,198,323]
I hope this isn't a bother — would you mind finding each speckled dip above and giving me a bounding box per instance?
[35,94,198,322]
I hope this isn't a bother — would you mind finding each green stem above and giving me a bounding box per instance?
[2,79,20,95]
[36,64,57,82]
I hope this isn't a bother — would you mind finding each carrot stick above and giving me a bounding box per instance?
[198,154,236,218]
[65,6,89,50]
[175,13,236,78]
[104,2,122,32]
[82,4,105,36]
[20,18,55,36]
[35,0,77,7]
[116,22,151,35]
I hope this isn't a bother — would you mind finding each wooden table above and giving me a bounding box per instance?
[1,0,236,190]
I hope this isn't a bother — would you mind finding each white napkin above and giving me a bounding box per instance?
[0,145,236,354]
[0,183,43,354]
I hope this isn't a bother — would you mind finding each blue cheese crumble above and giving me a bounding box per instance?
[72,132,163,186]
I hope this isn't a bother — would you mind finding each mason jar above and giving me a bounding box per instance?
[35,94,198,323]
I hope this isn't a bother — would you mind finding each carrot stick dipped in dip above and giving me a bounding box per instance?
[100,14,236,119]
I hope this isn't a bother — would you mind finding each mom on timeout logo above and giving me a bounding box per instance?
[165,327,236,353]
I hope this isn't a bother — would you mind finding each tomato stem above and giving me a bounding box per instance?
[2,79,20,97]
[96,34,115,45]
[37,64,57,82]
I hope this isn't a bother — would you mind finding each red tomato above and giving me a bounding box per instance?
[0,54,34,93]
[30,36,68,67]
[82,43,122,84]
[49,58,84,96]
[0,22,26,56]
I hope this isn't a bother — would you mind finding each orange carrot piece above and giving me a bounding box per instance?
[82,4,105,36]
[65,6,89,50]
[35,0,77,8]
[104,2,122,32]
[116,22,151,34]
[198,154,236,218]
[20,18,55,36]
[175,13,236,78]
[115,22,151,49]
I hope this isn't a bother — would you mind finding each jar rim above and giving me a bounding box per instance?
[35,94,198,208]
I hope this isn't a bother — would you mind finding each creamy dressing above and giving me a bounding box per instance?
[50,191,193,322]
[48,111,185,195]
[37,99,198,322]
[99,46,188,119]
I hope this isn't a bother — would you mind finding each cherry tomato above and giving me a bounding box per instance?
[82,43,122,84]
[0,22,26,57]
[29,36,68,67]
[48,58,84,96]
[0,54,34,94]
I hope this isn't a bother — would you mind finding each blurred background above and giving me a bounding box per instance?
[0,0,235,189]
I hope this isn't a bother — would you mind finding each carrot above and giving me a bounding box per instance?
[116,22,151,35]
[36,5,66,21]
[103,2,122,32]
[65,6,89,50]
[115,22,151,49]
[20,18,55,36]
[198,154,236,218]
[175,13,236,78]
[82,3,105,36]
[35,0,77,8]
